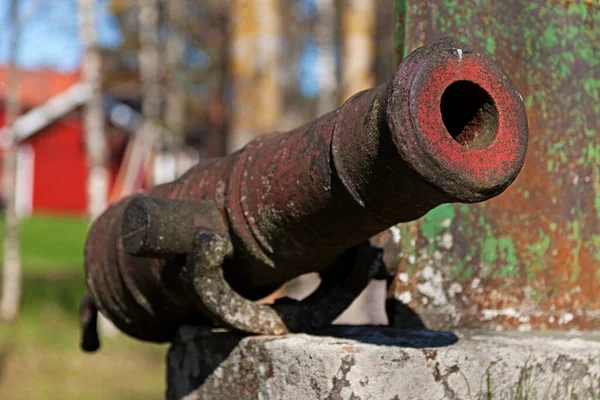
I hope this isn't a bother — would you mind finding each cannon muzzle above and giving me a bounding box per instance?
[81,38,527,350]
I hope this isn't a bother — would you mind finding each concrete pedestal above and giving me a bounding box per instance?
[167,326,600,400]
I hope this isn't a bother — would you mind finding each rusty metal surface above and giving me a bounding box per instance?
[390,0,599,330]
[82,38,528,348]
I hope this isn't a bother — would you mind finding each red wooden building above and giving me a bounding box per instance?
[0,67,126,216]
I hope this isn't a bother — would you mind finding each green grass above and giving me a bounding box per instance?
[0,214,90,272]
[477,352,600,400]
[0,215,167,400]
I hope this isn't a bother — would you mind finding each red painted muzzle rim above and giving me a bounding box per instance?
[389,39,528,203]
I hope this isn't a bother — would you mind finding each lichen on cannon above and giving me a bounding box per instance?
[79,38,528,352]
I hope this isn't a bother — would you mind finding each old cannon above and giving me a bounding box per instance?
[80,38,528,351]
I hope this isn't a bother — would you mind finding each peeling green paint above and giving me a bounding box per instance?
[421,205,455,242]
[395,0,600,328]
[399,223,417,273]
[453,262,473,283]
[485,36,496,54]
[523,235,551,282]
[482,236,519,279]
[481,237,498,265]
[584,78,600,101]
[541,26,559,49]
[394,0,409,64]
[593,235,600,262]
[588,143,600,164]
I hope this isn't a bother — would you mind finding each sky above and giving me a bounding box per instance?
[0,0,121,71]
[0,0,320,96]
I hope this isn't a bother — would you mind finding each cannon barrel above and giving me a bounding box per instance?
[82,38,527,349]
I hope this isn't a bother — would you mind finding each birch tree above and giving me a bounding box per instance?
[79,0,109,220]
[0,0,22,322]
[138,0,165,184]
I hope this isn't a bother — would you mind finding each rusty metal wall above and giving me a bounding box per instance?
[386,0,600,330]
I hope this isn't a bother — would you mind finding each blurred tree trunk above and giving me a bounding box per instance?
[0,0,22,322]
[315,0,338,115]
[138,0,165,184]
[165,0,186,177]
[206,2,230,157]
[341,0,375,101]
[229,0,258,152]
[374,0,396,85]
[229,0,282,152]
[80,0,109,220]
[254,0,283,133]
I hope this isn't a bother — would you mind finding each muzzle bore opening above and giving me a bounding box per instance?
[440,80,499,150]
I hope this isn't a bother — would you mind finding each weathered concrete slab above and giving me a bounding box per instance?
[167,326,600,400]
